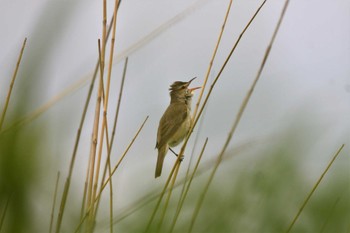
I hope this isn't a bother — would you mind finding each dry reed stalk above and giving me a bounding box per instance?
[286,144,345,233]
[49,172,60,233]
[0,194,11,232]
[89,39,107,216]
[0,38,27,131]
[85,40,105,231]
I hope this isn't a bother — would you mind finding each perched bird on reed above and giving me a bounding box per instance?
[155,77,200,178]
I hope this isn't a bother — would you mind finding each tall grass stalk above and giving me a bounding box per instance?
[286,144,345,233]
[0,38,27,131]
[49,172,60,233]
[89,39,107,224]
[85,40,105,232]
[0,194,11,232]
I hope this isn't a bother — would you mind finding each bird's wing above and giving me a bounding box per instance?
[156,103,188,149]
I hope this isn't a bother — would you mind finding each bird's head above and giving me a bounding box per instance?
[169,77,201,102]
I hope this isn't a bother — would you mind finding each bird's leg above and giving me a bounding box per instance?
[169,148,184,161]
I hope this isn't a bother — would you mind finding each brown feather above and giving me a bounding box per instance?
[156,102,188,149]
[155,144,168,178]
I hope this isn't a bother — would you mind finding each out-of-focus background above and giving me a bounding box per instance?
[0,0,349,232]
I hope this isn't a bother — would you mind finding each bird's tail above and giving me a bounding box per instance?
[155,145,168,178]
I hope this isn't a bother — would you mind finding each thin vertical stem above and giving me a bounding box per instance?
[79,181,88,231]
[105,0,120,107]
[89,39,106,217]
[0,194,11,232]
[49,172,60,233]
[0,38,27,131]
[286,144,345,233]
[102,0,107,67]
[86,41,105,230]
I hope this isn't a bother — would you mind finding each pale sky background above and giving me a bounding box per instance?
[0,0,349,229]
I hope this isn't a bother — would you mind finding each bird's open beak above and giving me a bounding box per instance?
[187,77,201,93]
[189,86,201,93]
[187,77,197,84]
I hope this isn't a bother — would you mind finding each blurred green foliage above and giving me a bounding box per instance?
[0,1,80,232]
[113,138,349,233]
[0,117,41,233]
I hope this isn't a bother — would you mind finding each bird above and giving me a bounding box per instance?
[155,77,201,178]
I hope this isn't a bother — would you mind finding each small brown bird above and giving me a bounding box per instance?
[155,77,200,178]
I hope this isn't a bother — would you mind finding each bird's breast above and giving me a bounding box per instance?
[168,114,191,147]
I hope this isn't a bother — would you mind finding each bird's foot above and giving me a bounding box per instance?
[177,154,184,162]
[169,148,184,161]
